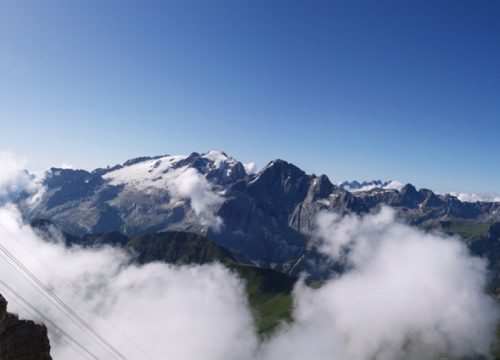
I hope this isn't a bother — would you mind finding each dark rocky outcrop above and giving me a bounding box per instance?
[0,294,51,360]
[126,231,237,265]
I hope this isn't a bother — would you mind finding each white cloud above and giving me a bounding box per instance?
[383,180,404,191]
[449,192,500,203]
[164,167,224,231]
[0,151,41,204]
[265,207,499,360]
[0,205,257,359]
[243,162,258,175]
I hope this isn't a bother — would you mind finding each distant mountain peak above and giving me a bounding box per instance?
[339,179,403,192]
[261,159,306,177]
[309,174,336,199]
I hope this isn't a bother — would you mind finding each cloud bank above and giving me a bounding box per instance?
[0,154,498,360]
[266,207,498,360]
[0,205,256,359]
[1,205,496,360]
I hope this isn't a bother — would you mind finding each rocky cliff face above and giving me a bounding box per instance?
[0,294,51,360]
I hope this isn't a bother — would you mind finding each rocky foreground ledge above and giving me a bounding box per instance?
[0,294,51,360]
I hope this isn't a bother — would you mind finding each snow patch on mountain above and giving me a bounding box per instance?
[103,153,225,230]
[202,150,231,168]
[103,154,187,188]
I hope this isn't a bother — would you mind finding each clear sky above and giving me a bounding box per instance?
[0,0,499,194]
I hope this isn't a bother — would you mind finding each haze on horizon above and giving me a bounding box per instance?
[1,0,499,194]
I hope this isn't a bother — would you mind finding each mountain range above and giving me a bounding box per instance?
[14,151,500,279]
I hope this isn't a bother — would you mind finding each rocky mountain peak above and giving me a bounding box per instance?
[308,174,335,200]
[400,183,418,196]
[419,188,443,208]
[396,184,422,208]
[248,159,310,206]
[261,159,306,177]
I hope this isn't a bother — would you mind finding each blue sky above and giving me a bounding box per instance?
[0,0,499,193]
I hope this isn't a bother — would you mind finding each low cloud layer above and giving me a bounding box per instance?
[0,205,256,359]
[1,205,497,360]
[274,207,498,360]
